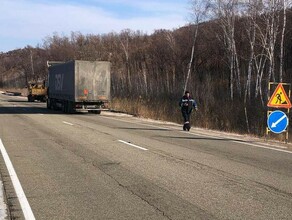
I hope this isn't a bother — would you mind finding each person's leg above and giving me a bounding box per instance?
[182,110,188,122]
[185,112,190,122]
[182,110,188,130]
[185,113,191,131]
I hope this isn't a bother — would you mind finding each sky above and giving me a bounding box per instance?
[0,0,192,52]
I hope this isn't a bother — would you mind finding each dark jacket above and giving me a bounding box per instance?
[179,95,197,113]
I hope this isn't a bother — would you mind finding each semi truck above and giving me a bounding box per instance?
[46,60,111,114]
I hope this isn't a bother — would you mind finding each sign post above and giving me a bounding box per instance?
[266,82,291,143]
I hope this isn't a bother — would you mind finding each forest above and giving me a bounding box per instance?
[0,0,292,140]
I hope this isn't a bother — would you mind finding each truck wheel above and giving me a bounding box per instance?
[62,101,66,113]
[27,95,32,102]
[67,102,73,114]
[47,98,51,109]
[94,110,101,114]
[52,99,58,110]
[63,101,71,113]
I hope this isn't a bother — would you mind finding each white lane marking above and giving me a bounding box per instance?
[0,139,35,220]
[118,140,148,151]
[0,181,7,219]
[232,141,292,154]
[62,121,74,126]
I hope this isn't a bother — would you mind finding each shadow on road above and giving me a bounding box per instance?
[7,100,36,103]
[116,127,170,131]
[0,106,100,115]
[0,106,59,114]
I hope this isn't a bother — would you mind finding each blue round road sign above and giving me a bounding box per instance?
[267,110,289,134]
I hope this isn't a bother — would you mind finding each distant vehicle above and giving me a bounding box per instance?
[27,81,47,102]
[46,60,111,114]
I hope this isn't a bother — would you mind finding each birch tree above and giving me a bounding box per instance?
[279,0,290,82]
[267,0,280,82]
[119,30,132,90]
[252,0,291,99]
[186,1,209,95]
[241,0,265,101]
[206,0,244,100]
[241,0,261,133]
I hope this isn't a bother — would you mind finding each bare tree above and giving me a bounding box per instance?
[279,0,290,82]
[186,1,209,94]
[256,0,283,83]
[119,30,132,90]
[241,0,262,133]
[242,0,262,101]
[268,0,280,82]
[206,0,244,100]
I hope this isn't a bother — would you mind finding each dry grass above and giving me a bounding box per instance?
[110,97,182,123]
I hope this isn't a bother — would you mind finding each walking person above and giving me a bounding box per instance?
[179,91,198,131]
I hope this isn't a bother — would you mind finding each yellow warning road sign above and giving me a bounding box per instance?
[267,83,292,108]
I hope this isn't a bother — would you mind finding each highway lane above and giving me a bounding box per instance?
[0,93,291,219]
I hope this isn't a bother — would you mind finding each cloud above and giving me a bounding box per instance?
[0,0,190,52]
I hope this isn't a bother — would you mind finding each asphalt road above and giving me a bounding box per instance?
[0,93,291,220]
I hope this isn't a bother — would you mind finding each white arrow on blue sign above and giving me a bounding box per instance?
[267,110,289,134]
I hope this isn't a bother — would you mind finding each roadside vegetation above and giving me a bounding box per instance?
[0,0,292,141]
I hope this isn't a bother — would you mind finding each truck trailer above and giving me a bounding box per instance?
[47,60,111,114]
